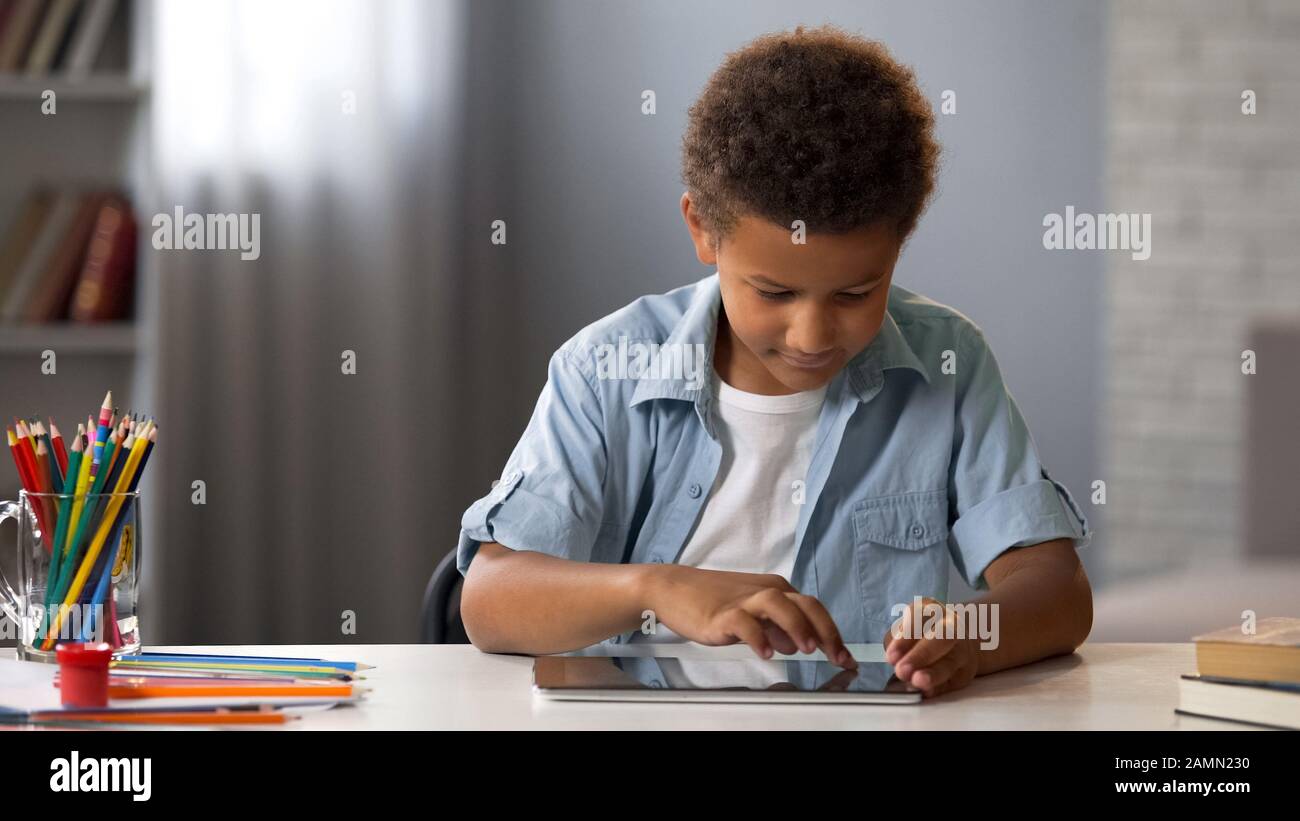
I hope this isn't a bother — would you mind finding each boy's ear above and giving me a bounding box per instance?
[680,191,720,265]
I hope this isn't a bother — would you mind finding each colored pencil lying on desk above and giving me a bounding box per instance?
[109,672,346,684]
[127,652,373,672]
[110,659,358,677]
[101,682,354,699]
[28,710,293,726]
[109,665,358,682]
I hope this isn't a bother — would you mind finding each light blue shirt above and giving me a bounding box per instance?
[457,272,1090,644]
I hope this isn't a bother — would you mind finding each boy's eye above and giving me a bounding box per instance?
[753,287,874,302]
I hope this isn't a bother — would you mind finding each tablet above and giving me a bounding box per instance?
[533,654,921,703]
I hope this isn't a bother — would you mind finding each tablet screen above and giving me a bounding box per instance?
[534,655,912,694]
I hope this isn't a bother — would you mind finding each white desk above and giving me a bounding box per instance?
[141,642,1248,730]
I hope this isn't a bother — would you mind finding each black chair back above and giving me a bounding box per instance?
[421,550,470,643]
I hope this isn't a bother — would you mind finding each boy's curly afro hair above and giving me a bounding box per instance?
[681,24,940,247]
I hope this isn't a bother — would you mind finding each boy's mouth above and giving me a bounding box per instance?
[778,350,837,369]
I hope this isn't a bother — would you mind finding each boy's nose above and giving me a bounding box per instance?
[787,312,836,356]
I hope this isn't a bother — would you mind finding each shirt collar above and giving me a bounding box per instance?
[628,272,931,411]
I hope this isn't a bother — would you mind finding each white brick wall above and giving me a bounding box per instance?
[1104,0,1300,578]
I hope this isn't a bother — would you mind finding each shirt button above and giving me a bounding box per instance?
[687,483,702,498]
[910,524,924,538]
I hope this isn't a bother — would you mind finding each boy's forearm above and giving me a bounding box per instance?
[966,553,1093,677]
[460,542,655,655]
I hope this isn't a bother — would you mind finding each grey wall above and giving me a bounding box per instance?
[465,0,1108,589]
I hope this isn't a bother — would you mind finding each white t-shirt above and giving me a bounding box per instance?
[676,369,828,578]
[641,369,828,648]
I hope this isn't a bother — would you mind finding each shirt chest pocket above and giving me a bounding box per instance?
[852,488,951,634]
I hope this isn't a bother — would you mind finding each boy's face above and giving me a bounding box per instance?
[681,192,903,395]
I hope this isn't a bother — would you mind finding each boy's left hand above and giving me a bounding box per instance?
[882,596,980,698]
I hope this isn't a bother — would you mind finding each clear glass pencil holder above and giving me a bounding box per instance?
[0,490,142,663]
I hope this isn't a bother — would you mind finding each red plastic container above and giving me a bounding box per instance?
[55,642,114,708]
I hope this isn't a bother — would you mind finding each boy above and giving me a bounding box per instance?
[456,25,1092,698]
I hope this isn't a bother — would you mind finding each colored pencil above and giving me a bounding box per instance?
[8,394,159,653]
[126,652,372,672]
[12,421,56,555]
[48,424,130,608]
[19,417,37,455]
[28,710,292,725]
[7,428,35,496]
[88,390,112,481]
[82,427,155,642]
[109,659,357,676]
[102,682,353,699]
[5,427,52,557]
[49,419,68,477]
[108,664,356,681]
[41,421,150,649]
[31,431,60,530]
[31,421,58,491]
[35,437,54,495]
[40,427,96,641]
[42,429,85,624]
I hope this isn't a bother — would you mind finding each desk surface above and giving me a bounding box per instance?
[144,642,1246,730]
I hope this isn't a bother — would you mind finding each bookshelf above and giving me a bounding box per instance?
[0,74,147,101]
[0,322,138,353]
[0,0,156,615]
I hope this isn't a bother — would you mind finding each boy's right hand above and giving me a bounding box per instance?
[641,564,857,669]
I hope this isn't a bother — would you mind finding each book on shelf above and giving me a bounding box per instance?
[69,192,136,321]
[0,188,136,323]
[64,0,118,77]
[0,0,45,73]
[1175,617,1300,730]
[22,191,103,321]
[23,0,77,74]
[0,188,52,300]
[0,0,119,77]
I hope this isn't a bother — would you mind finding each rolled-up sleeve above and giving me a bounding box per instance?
[947,324,1091,590]
[456,347,607,576]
